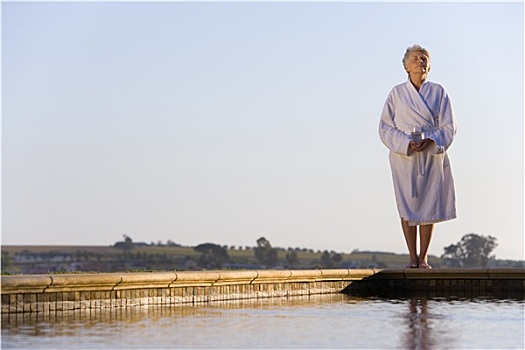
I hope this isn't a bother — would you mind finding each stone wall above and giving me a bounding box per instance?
[1,269,373,314]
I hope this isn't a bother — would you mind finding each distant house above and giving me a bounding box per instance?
[113,241,149,249]
[14,251,72,263]
[222,263,264,270]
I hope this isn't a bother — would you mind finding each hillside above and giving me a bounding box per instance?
[1,244,431,274]
[4,243,521,275]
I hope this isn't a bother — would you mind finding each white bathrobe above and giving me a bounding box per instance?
[379,80,457,226]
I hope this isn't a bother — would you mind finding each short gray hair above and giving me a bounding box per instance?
[402,44,431,69]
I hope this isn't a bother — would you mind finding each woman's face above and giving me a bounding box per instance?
[405,51,431,76]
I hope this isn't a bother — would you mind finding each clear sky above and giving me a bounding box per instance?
[2,1,524,261]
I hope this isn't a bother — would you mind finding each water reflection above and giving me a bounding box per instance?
[2,294,354,349]
[403,298,434,350]
[2,294,524,349]
[398,296,525,350]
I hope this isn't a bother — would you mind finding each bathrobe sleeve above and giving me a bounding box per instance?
[425,90,457,155]
[378,90,411,156]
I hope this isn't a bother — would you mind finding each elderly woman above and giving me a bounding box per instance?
[379,45,457,269]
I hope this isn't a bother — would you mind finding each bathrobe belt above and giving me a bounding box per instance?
[410,126,436,198]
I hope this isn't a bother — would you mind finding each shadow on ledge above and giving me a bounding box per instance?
[341,268,525,300]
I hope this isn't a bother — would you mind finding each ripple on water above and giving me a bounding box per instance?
[2,295,524,349]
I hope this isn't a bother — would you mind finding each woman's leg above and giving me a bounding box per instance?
[418,224,434,268]
[401,219,418,267]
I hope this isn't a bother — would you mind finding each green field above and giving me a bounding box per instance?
[2,244,440,274]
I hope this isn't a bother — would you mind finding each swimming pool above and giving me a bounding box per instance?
[2,294,524,349]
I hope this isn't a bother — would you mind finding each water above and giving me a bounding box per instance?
[2,294,524,349]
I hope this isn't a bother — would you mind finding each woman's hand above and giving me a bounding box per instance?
[409,139,434,152]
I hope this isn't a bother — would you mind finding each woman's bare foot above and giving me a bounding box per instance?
[418,260,432,269]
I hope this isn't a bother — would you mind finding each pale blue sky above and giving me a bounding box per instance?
[2,2,524,260]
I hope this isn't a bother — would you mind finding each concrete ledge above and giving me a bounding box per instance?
[47,274,123,292]
[215,270,258,285]
[342,268,525,298]
[1,269,359,314]
[489,268,525,279]
[1,275,52,294]
[116,271,177,290]
[252,270,291,284]
[170,271,219,288]
[2,268,523,314]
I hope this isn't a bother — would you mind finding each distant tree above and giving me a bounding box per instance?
[1,251,10,271]
[166,240,180,247]
[286,249,298,267]
[441,243,463,267]
[194,243,230,269]
[441,233,498,268]
[321,251,331,267]
[320,250,343,268]
[254,237,278,268]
